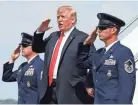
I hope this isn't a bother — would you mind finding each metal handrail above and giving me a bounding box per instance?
[119,15,138,64]
[119,15,138,34]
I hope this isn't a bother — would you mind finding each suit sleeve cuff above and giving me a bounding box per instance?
[34,30,45,35]
[36,30,44,34]
[4,62,14,69]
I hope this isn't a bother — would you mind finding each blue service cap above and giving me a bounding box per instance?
[97,13,125,28]
[19,32,33,46]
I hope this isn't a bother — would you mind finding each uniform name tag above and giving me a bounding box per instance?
[104,59,116,65]
[24,67,34,76]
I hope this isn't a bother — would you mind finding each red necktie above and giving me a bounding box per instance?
[48,33,64,86]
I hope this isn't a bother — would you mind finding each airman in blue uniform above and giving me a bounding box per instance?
[77,13,136,104]
[2,33,44,104]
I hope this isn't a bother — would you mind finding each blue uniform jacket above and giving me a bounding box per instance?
[76,41,136,104]
[2,55,44,104]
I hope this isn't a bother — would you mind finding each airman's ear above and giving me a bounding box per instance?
[111,27,118,34]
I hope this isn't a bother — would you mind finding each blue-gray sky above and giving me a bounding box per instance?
[0,1,138,100]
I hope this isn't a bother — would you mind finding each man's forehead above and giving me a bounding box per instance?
[57,11,70,18]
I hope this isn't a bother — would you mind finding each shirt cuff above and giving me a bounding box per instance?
[36,30,44,34]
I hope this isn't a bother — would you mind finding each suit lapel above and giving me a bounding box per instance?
[94,49,104,70]
[18,63,29,82]
[59,28,76,66]
[96,41,120,70]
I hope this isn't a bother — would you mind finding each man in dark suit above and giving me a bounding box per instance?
[32,6,94,104]
[2,33,44,104]
[76,13,136,104]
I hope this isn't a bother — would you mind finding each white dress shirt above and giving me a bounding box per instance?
[53,26,75,79]
[105,40,118,53]
[28,55,38,64]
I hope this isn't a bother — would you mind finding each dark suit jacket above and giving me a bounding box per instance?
[32,28,94,104]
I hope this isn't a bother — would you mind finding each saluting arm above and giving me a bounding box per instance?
[76,28,97,69]
[2,62,18,82]
[2,46,21,82]
[76,43,95,69]
[32,19,52,53]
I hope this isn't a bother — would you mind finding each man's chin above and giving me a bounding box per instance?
[59,28,64,31]
[22,53,25,56]
[99,37,103,41]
